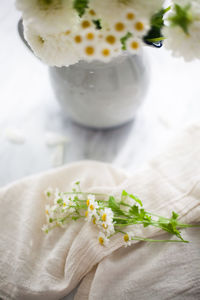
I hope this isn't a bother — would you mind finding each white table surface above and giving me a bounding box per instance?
[1,1,200,299]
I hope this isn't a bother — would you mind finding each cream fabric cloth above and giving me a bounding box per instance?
[0,124,200,300]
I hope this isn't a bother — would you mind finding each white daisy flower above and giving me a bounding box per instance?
[44,187,54,200]
[89,0,163,29]
[42,224,49,233]
[163,1,200,61]
[98,232,109,246]
[102,222,115,236]
[123,231,135,247]
[16,0,79,34]
[127,37,142,55]
[24,24,81,67]
[71,180,81,192]
[62,195,76,213]
[85,195,99,221]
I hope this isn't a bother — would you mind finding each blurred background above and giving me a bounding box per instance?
[0,0,200,187]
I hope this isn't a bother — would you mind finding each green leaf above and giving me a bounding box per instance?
[129,205,139,216]
[144,6,171,44]
[92,19,102,30]
[72,216,80,221]
[151,6,171,29]
[122,190,143,207]
[120,32,132,50]
[57,198,63,205]
[169,4,193,34]
[172,211,179,221]
[108,196,125,215]
[73,0,89,17]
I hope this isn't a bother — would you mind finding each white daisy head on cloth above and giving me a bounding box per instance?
[123,231,135,247]
[41,224,49,233]
[98,207,115,235]
[85,195,99,221]
[16,0,79,34]
[163,0,200,61]
[71,180,81,192]
[98,231,109,246]
[44,186,54,200]
[100,207,114,224]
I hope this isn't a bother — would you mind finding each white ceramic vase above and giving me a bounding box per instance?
[18,19,150,129]
[49,52,150,129]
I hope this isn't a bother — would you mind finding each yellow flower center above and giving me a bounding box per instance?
[124,234,129,242]
[89,9,96,16]
[45,209,49,215]
[99,237,104,245]
[63,203,66,207]
[85,46,95,56]
[82,20,91,29]
[86,199,90,206]
[86,32,95,40]
[90,204,94,211]
[102,49,110,57]
[85,211,88,217]
[38,36,45,44]
[115,22,125,32]
[135,22,144,31]
[74,35,82,43]
[131,41,139,50]
[126,12,135,20]
[106,35,116,45]
[103,224,108,229]
[102,213,107,222]
[64,30,71,35]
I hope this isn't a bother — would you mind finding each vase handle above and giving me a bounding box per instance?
[17,19,33,53]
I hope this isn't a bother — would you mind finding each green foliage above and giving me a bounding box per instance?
[108,196,125,216]
[73,0,89,17]
[129,205,152,227]
[57,198,63,205]
[144,6,171,44]
[121,190,143,207]
[169,4,193,34]
[92,19,102,30]
[158,211,186,241]
[120,32,132,50]
[44,188,199,244]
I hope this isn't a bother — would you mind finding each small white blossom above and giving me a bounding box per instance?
[124,231,135,247]
[163,1,200,61]
[42,224,49,233]
[98,232,109,246]
[85,195,99,221]
[16,0,79,34]
[71,180,81,193]
[44,187,54,200]
[98,207,115,236]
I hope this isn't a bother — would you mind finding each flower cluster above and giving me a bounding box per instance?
[42,181,199,246]
[163,0,200,61]
[16,0,200,66]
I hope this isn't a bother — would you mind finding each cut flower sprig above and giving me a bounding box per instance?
[42,182,199,246]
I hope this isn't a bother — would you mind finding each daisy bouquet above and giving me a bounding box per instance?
[16,0,200,67]
[42,181,200,247]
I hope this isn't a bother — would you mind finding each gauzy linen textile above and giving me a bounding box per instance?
[0,124,200,300]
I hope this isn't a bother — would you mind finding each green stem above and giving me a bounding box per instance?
[132,236,189,243]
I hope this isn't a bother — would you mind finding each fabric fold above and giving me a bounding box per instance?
[0,124,200,300]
